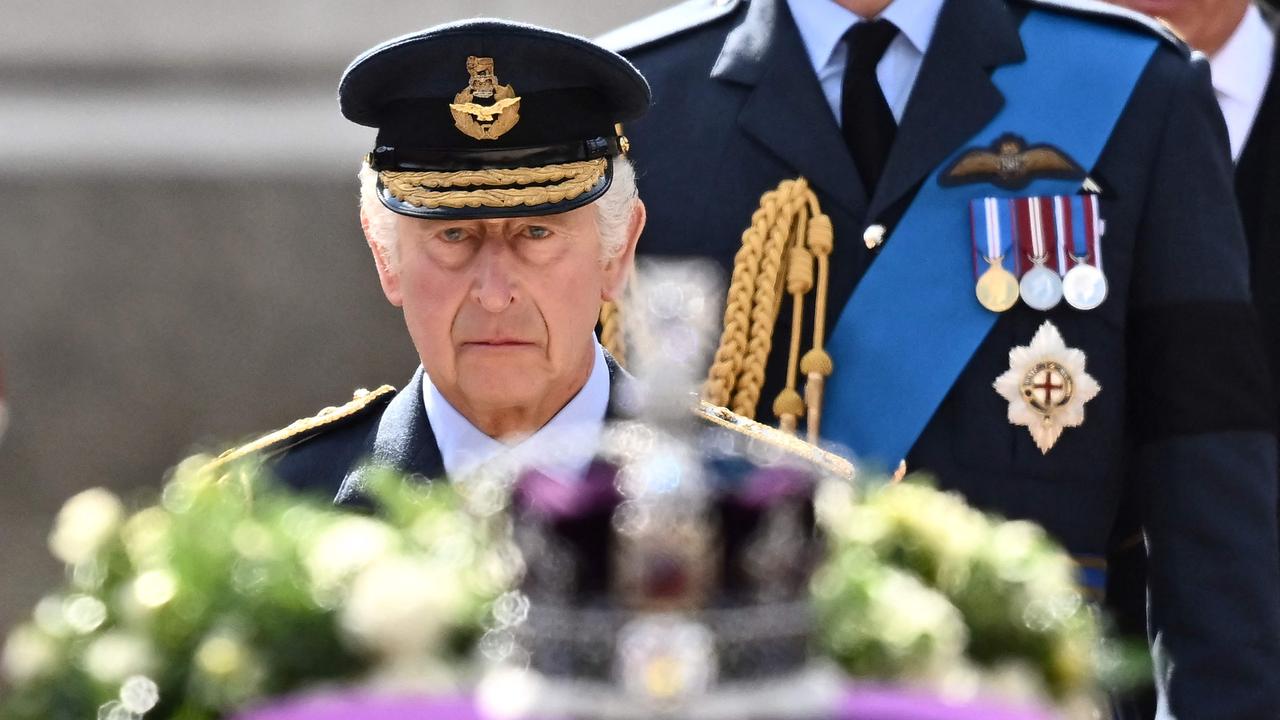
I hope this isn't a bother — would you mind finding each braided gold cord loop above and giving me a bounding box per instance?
[599,300,626,368]
[807,213,834,255]
[802,199,835,441]
[774,208,812,434]
[786,245,815,295]
[703,177,839,441]
[731,189,804,417]
[800,348,834,376]
[773,388,805,434]
[702,192,787,407]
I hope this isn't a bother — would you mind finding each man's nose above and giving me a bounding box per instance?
[471,241,518,312]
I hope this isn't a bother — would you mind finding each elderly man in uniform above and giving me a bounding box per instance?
[600,0,1280,717]
[218,22,649,505]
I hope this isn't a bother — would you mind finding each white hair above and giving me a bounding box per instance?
[358,156,638,266]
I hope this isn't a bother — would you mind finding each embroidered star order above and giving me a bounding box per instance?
[993,321,1100,454]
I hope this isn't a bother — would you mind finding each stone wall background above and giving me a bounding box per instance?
[0,0,672,636]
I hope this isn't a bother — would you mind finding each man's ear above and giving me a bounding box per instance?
[362,205,403,307]
[602,200,646,302]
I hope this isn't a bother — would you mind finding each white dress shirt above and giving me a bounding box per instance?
[786,0,946,124]
[422,338,611,479]
[1210,3,1276,162]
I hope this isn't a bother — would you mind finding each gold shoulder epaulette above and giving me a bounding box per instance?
[211,385,397,468]
[695,401,855,481]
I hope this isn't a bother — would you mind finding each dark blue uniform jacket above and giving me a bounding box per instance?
[601,0,1280,716]
[262,354,634,507]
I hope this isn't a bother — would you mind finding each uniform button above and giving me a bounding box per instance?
[863,224,886,249]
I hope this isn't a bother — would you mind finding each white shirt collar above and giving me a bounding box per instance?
[422,339,611,480]
[1209,3,1275,161]
[1212,4,1274,102]
[787,0,944,73]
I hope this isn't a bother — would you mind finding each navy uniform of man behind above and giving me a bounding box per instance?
[602,0,1280,716]
[217,22,650,505]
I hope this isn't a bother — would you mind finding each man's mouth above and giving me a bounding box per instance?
[463,338,536,347]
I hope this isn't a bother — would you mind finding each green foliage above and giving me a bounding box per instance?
[0,457,510,720]
[813,478,1129,705]
[2,457,1136,718]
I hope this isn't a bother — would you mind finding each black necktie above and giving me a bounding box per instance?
[841,19,900,197]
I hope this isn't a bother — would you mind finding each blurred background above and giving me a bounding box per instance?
[0,0,672,635]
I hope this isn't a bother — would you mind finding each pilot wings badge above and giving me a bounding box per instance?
[941,134,1083,190]
[993,321,1100,454]
[449,56,521,141]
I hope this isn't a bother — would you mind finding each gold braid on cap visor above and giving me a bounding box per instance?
[380,158,607,209]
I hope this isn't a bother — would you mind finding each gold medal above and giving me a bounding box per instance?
[976,260,1019,312]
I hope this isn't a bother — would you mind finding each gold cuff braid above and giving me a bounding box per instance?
[380,159,607,209]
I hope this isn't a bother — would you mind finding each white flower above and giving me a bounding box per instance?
[64,595,108,635]
[49,488,125,565]
[192,630,266,705]
[96,700,140,720]
[120,508,171,567]
[860,569,968,678]
[1,624,58,684]
[119,675,161,713]
[83,631,156,685]
[476,665,541,720]
[305,516,397,592]
[979,660,1049,705]
[33,595,71,637]
[341,555,469,658]
[195,632,248,679]
[132,569,178,609]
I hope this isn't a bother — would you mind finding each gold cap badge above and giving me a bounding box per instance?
[449,56,521,140]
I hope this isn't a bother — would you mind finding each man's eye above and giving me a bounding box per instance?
[526,226,551,239]
[441,228,466,243]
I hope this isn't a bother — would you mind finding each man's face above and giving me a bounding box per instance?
[368,203,637,432]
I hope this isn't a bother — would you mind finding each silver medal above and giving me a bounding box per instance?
[1019,264,1064,311]
[1062,263,1108,310]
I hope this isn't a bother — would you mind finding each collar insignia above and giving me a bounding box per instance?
[449,56,521,140]
[941,134,1084,190]
[993,321,1100,454]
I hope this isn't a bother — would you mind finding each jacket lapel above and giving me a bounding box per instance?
[711,0,869,216]
[602,349,640,420]
[867,0,1025,221]
[335,353,632,506]
[335,366,444,505]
